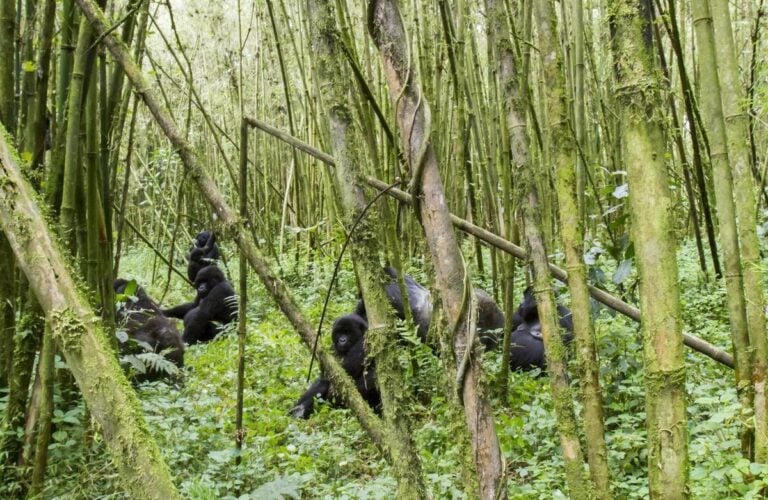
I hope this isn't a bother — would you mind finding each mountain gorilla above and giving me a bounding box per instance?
[354,267,505,349]
[163,266,237,344]
[289,313,380,418]
[290,268,504,418]
[114,279,184,380]
[508,288,574,371]
[187,231,220,282]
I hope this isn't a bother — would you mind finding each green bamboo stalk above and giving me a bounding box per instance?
[534,0,609,495]
[0,288,41,480]
[666,0,722,278]
[28,323,54,497]
[16,0,36,140]
[522,191,589,500]
[60,11,97,250]
[235,120,247,466]
[0,0,15,391]
[45,0,77,214]
[611,0,690,495]
[692,0,754,459]
[309,1,426,496]
[711,0,768,462]
[85,70,100,289]
[22,0,55,174]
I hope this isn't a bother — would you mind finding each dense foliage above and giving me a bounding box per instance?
[1,238,764,498]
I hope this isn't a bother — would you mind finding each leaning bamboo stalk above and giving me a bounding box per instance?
[242,116,735,369]
[0,124,180,499]
[308,0,426,496]
[73,0,394,461]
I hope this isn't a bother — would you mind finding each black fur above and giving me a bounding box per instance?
[163,266,236,344]
[289,313,380,419]
[114,279,184,380]
[508,288,573,371]
[187,231,220,282]
[355,267,505,348]
[290,268,505,418]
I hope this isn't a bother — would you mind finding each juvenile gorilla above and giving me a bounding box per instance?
[114,279,185,379]
[289,313,380,419]
[355,267,505,348]
[508,288,574,371]
[187,231,220,282]
[163,266,237,344]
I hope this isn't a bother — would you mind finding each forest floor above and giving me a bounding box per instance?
[8,242,763,498]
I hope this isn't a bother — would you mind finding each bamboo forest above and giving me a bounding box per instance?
[1,0,768,498]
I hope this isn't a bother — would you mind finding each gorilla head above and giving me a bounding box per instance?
[194,265,227,299]
[332,313,368,356]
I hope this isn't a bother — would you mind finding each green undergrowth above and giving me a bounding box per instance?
[4,240,767,498]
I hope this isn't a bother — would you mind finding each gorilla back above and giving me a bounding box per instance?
[355,267,505,349]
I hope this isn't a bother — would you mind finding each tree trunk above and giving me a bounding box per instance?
[367,1,505,497]
[711,0,768,463]
[308,1,427,497]
[73,0,398,469]
[0,122,180,498]
[534,0,609,495]
[611,0,690,495]
[692,0,754,459]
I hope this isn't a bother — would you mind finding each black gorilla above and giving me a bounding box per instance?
[289,313,380,419]
[114,279,185,380]
[290,268,505,418]
[163,265,237,344]
[187,231,220,282]
[508,288,574,371]
[355,267,505,348]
